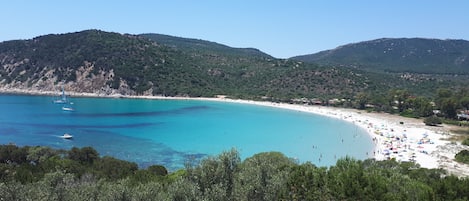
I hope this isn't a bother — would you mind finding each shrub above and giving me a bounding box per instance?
[147,165,168,176]
[462,138,469,146]
[424,116,442,126]
[455,150,469,164]
[400,109,418,118]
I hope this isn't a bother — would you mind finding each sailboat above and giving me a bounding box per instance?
[53,86,68,104]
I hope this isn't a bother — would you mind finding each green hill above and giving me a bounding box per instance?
[292,38,469,74]
[0,30,467,101]
[140,33,272,58]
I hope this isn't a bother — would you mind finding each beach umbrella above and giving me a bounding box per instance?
[383,149,391,155]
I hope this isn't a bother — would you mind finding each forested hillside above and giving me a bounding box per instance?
[140,33,272,58]
[292,38,469,74]
[0,30,468,101]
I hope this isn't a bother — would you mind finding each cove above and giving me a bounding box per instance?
[0,94,374,171]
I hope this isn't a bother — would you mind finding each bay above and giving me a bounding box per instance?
[0,94,373,171]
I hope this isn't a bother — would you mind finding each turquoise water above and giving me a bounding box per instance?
[0,94,373,170]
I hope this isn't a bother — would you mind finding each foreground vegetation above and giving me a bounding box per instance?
[1,145,469,200]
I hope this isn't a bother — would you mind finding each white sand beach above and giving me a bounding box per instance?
[1,88,469,176]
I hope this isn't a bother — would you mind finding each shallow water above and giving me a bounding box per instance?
[0,94,373,170]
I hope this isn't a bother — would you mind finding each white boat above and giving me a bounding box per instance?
[53,86,68,104]
[53,98,67,104]
[62,105,74,111]
[60,133,73,139]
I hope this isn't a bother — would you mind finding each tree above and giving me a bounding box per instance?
[410,97,434,117]
[233,152,294,201]
[439,98,458,119]
[395,89,411,112]
[424,116,442,126]
[283,163,331,200]
[0,144,28,164]
[368,92,390,112]
[93,156,138,180]
[186,148,241,200]
[355,92,369,109]
[327,157,366,200]
[147,165,168,176]
[388,89,411,113]
[0,181,27,200]
[68,147,99,165]
[436,88,453,101]
[460,96,469,110]
[33,171,77,201]
[455,150,469,164]
[27,146,60,165]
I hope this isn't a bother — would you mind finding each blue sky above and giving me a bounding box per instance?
[1,0,468,58]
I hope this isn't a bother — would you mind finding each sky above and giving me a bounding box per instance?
[1,0,468,58]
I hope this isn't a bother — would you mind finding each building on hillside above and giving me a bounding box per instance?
[457,111,469,121]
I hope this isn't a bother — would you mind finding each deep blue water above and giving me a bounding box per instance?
[0,94,373,170]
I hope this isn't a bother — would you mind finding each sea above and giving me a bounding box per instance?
[0,94,374,171]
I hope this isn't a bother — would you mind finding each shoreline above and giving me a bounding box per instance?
[184,97,469,177]
[1,88,469,176]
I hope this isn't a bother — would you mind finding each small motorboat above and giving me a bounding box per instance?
[62,105,74,111]
[60,133,73,139]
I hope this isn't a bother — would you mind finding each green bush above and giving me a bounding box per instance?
[400,109,419,118]
[424,116,442,126]
[455,150,469,164]
[147,165,168,176]
[462,138,469,146]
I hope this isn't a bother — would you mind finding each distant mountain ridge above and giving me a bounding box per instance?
[291,38,469,74]
[0,30,468,101]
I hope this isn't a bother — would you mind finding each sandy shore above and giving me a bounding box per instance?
[1,88,469,176]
